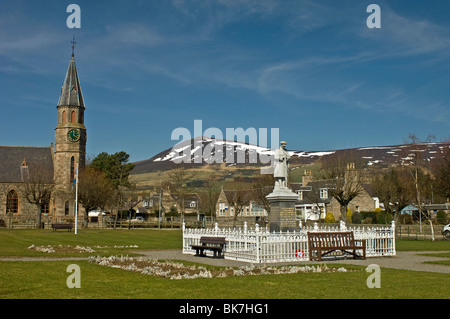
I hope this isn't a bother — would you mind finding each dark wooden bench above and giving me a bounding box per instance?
[51,223,73,232]
[307,231,366,261]
[191,236,226,258]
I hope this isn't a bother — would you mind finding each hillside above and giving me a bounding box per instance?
[132,137,449,173]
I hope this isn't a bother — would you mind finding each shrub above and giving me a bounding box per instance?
[346,208,352,223]
[165,206,178,217]
[360,211,377,224]
[399,213,413,224]
[351,211,361,224]
[324,212,335,223]
[436,210,447,225]
[376,210,393,224]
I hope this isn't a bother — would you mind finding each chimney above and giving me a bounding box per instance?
[302,169,313,186]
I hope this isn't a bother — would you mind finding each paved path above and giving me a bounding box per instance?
[133,249,450,274]
[1,250,449,274]
[323,251,450,274]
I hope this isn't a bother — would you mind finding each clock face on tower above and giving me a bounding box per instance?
[67,129,80,142]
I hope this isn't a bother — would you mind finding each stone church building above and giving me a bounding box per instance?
[0,51,86,227]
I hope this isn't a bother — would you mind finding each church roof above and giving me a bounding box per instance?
[57,55,84,108]
[0,146,54,183]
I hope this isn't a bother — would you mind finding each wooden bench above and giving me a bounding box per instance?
[51,223,73,232]
[191,236,226,258]
[307,231,366,261]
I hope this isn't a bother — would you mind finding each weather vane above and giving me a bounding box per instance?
[71,34,77,57]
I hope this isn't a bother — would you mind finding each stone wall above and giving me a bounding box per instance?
[0,183,39,219]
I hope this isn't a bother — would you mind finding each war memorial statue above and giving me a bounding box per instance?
[266,141,299,232]
[273,141,290,190]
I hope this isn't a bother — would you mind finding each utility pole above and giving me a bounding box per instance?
[159,188,162,229]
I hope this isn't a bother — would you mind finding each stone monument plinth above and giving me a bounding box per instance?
[266,140,298,232]
[266,189,298,232]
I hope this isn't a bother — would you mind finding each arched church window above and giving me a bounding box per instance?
[6,190,19,214]
[71,111,76,123]
[70,156,75,182]
[65,201,70,216]
[62,110,67,123]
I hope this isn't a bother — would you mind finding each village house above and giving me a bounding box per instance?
[291,169,381,221]
[215,187,267,220]
[138,188,200,217]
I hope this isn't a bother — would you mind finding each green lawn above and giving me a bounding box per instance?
[0,228,182,257]
[395,238,450,251]
[1,259,448,299]
[0,229,448,299]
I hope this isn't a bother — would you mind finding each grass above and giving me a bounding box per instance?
[417,252,450,266]
[0,228,182,257]
[0,229,449,299]
[395,238,450,251]
[0,259,448,299]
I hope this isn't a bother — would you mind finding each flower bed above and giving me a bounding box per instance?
[88,255,354,280]
[27,244,139,254]
[28,244,96,253]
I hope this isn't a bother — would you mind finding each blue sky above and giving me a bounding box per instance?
[0,0,449,162]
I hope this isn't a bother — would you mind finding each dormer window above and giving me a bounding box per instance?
[320,188,328,199]
[21,159,29,182]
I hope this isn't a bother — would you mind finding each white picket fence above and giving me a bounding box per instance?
[182,221,396,263]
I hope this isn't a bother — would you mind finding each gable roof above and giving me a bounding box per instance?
[170,193,200,204]
[361,183,377,197]
[290,181,333,205]
[0,146,54,183]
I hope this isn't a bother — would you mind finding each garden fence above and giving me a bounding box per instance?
[182,221,396,263]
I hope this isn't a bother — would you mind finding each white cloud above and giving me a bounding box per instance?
[358,7,450,58]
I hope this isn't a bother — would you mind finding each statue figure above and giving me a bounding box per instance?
[273,141,290,190]
[266,140,298,232]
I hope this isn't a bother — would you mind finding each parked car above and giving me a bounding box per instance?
[88,211,106,217]
[443,223,450,239]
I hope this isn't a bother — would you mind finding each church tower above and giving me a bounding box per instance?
[53,47,87,219]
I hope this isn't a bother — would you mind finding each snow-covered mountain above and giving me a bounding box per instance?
[131,137,449,174]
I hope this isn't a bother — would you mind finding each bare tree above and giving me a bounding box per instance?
[319,151,366,222]
[405,134,436,240]
[78,166,114,227]
[23,162,54,228]
[372,166,413,225]
[252,175,274,214]
[225,188,251,225]
[166,165,193,222]
[431,142,450,201]
[199,177,221,222]
[123,192,142,230]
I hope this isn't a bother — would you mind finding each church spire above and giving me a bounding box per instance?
[57,44,84,108]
